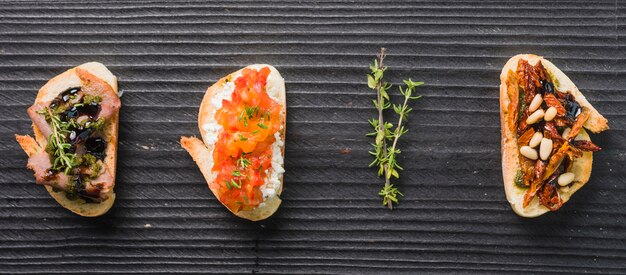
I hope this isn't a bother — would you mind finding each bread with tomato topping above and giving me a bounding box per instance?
[500,54,608,217]
[181,64,286,221]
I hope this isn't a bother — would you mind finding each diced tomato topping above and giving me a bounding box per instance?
[212,67,283,213]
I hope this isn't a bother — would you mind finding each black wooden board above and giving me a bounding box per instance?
[0,0,625,274]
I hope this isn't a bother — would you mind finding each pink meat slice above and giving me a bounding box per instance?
[23,68,119,200]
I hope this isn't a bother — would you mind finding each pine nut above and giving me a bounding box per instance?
[562,127,584,140]
[526,109,545,125]
[558,172,575,186]
[529,94,543,113]
[520,146,538,160]
[539,138,553,161]
[544,106,557,121]
[561,127,571,138]
[529,132,543,148]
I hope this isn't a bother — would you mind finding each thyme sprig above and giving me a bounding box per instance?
[367,48,423,209]
[37,107,78,174]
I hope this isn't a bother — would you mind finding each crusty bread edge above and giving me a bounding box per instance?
[182,64,286,221]
[28,62,119,217]
[500,54,604,218]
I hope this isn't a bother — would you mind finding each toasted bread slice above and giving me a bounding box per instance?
[500,54,608,217]
[16,62,119,217]
[181,64,286,221]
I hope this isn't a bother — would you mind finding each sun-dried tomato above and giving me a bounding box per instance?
[534,160,547,181]
[552,117,570,127]
[517,128,535,147]
[571,140,602,152]
[538,178,563,211]
[542,142,570,181]
[566,108,590,140]
[506,70,520,132]
[543,93,566,116]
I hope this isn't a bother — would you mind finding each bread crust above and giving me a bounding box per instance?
[16,62,119,217]
[500,54,607,217]
[181,64,286,221]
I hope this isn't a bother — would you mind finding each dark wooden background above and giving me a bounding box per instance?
[0,0,624,274]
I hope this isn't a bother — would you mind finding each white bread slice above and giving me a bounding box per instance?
[500,54,608,217]
[16,62,119,217]
[181,64,286,221]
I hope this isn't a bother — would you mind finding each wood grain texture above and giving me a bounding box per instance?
[0,0,625,274]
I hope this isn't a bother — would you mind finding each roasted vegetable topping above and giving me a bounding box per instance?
[509,59,601,211]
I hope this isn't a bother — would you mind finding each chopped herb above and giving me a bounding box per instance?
[89,161,102,179]
[82,95,102,105]
[225,179,241,190]
[232,169,242,177]
[252,130,260,135]
[237,110,249,127]
[514,170,525,188]
[238,134,248,141]
[245,106,259,118]
[82,154,97,166]
[517,87,525,122]
[237,155,252,169]
[257,123,268,129]
[85,118,106,131]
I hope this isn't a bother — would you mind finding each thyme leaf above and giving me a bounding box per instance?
[367,48,423,209]
[237,154,252,169]
[37,107,77,174]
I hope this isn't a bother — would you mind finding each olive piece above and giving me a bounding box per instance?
[66,176,85,201]
[85,137,106,160]
[540,79,554,94]
[60,102,100,121]
[64,106,80,120]
[49,98,61,110]
[67,88,80,95]
[82,101,100,118]
[71,128,93,145]
[565,97,581,120]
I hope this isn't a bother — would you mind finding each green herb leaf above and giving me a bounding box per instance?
[40,107,78,174]
[237,155,252,169]
[367,48,422,210]
[367,74,376,89]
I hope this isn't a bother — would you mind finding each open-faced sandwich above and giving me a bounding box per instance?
[15,62,121,217]
[181,64,286,221]
[500,54,608,217]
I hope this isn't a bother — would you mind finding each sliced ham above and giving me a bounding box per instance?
[82,165,114,201]
[76,68,121,120]
[26,150,71,190]
[27,103,52,140]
